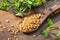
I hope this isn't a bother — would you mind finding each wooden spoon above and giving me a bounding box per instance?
[40,2,60,24]
[19,2,60,33]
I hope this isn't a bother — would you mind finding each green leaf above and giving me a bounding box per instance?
[16,12,24,17]
[56,31,60,39]
[0,0,10,10]
[41,18,53,38]
[42,0,46,3]
[41,30,49,38]
[47,18,54,25]
[15,7,27,17]
[14,2,20,11]
[0,0,46,17]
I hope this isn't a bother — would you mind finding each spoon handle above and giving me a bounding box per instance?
[40,2,60,24]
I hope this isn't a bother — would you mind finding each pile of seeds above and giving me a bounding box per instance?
[19,13,41,33]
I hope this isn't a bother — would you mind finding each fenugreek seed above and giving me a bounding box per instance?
[10,30,15,34]
[16,30,19,33]
[6,20,10,23]
[0,29,3,32]
[14,36,17,38]
[11,25,14,27]
[3,27,6,29]
[8,29,11,32]
[32,35,36,37]
[15,38,19,40]
[0,25,2,27]
[14,32,17,35]
[8,38,12,40]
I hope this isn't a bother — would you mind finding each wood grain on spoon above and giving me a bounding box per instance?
[40,2,60,24]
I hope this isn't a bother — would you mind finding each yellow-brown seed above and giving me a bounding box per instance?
[15,37,19,40]
[3,26,6,29]
[32,35,36,37]
[16,29,19,33]
[11,30,15,34]
[8,38,12,40]
[0,29,3,32]
[14,36,17,38]
[11,25,14,27]
[14,30,19,35]
[14,31,17,35]
[8,29,11,32]
[0,25,3,27]
[6,20,10,23]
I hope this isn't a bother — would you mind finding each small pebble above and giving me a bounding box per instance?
[8,38,12,40]
[6,20,10,23]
